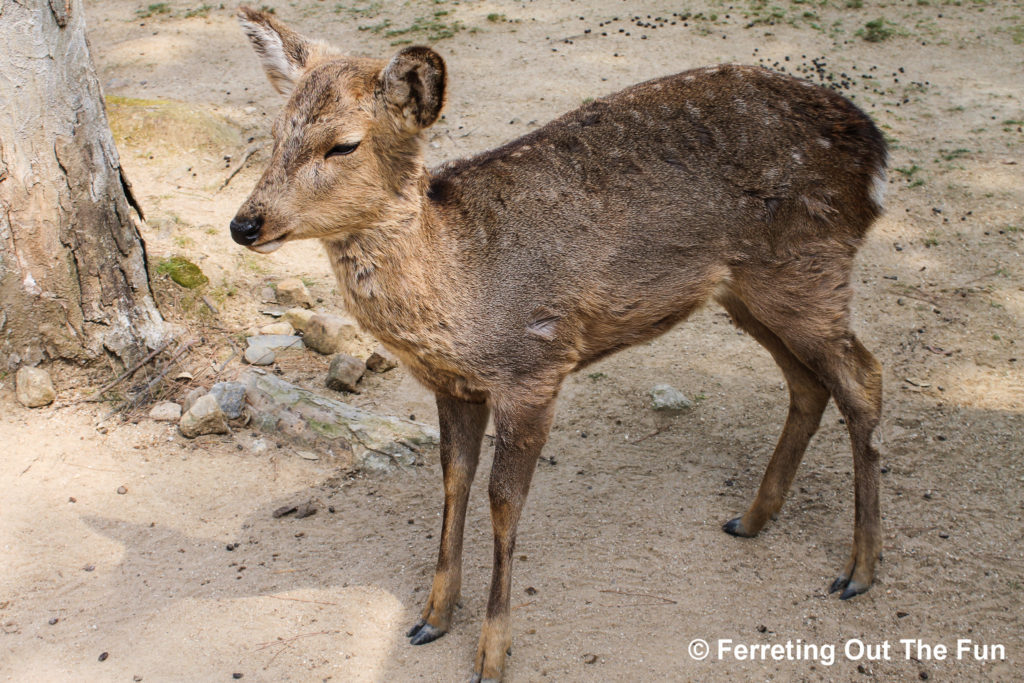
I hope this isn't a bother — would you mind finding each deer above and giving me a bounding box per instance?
[231,8,887,681]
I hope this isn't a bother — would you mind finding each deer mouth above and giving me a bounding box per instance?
[248,235,288,253]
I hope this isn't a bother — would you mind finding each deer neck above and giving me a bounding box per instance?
[321,179,452,346]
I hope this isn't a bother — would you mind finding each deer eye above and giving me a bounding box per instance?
[325,142,360,158]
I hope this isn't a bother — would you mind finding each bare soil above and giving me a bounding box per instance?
[2,1,1022,681]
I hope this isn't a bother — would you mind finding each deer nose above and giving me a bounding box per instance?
[230,216,263,246]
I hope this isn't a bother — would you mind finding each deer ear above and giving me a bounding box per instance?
[379,47,447,131]
[237,7,312,96]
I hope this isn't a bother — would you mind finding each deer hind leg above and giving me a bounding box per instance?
[715,288,830,538]
[407,394,489,645]
[729,254,883,599]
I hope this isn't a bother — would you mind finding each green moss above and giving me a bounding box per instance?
[156,256,209,289]
[859,17,895,42]
[136,3,171,18]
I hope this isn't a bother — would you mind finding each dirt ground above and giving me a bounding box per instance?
[2,1,1023,681]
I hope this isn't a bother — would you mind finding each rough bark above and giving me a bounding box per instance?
[0,0,166,370]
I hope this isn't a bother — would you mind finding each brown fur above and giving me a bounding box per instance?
[233,9,887,681]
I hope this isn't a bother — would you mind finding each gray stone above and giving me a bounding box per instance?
[210,381,247,419]
[260,305,288,317]
[244,346,275,366]
[284,308,316,333]
[303,314,358,355]
[149,401,182,421]
[259,286,276,303]
[182,387,207,413]
[366,345,399,373]
[649,384,693,411]
[276,278,313,308]
[15,367,56,408]
[179,394,230,438]
[245,334,303,364]
[246,334,304,352]
[326,353,365,393]
[240,371,439,472]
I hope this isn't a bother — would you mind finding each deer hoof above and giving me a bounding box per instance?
[407,620,446,645]
[828,575,849,594]
[839,580,871,600]
[722,517,755,537]
[468,675,500,683]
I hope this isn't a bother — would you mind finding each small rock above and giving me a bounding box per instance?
[275,278,312,308]
[210,381,247,419]
[649,384,692,411]
[244,334,303,365]
[232,673,244,679]
[260,305,288,318]
[98,652,108,662]
[366,345,399,373]
[149,401,182,422]
[48,617,58,625]
[179,394,230,438]
[284,308,316,333]
[326,353,365,392]
[296,450,319,461]
[246,334,304,353]
[15,366,56,408]
[244,346,275,366]
[260,287,276,303]
[116,486,127,495]
[259,321,294,336]
[304,314,359,355]
[182,387,207,414]
[582,653,598,664]
[272,505,297,519]
[295,502,317,519]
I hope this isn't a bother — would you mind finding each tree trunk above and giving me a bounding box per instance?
[0,0,166,371]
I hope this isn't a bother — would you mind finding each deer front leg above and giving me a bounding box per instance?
[471,398,555,683]
[407,394,489,645]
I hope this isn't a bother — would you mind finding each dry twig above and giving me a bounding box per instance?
[219,141,264,191]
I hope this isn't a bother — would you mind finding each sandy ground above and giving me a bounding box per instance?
[3,1,1023,681]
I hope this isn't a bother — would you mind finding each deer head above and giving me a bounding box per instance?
[230,7,446,252]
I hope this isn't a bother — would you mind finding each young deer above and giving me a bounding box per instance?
[232,8,887,681]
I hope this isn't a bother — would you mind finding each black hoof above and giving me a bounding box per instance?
[722,517,752,537]
[828,576,850,594]
[839,580,870,600]
[408,621,445,645]
[406,619,425,638]
[468,676,499,683]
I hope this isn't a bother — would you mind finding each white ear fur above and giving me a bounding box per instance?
[238,9,308,96]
